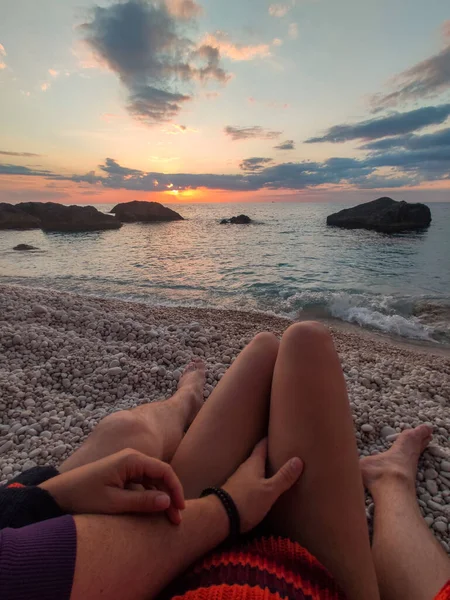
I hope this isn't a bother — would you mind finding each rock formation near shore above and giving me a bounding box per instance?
[326,197,432,233]
[110,200,183,222]
[13,244,39,251]
[0,203,41,230]
[18,202,122,232]
[0,202,121,232]
[220,214,252,224]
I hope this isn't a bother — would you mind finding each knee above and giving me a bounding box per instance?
[281,321,333,351]
[95,410,149,440]
[251,331,279,357]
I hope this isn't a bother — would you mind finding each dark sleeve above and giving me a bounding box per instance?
[0,466,65,529]
[0,515,77,600]
[7,466,60,487]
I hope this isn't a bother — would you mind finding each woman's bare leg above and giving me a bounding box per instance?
[267,322,380,600]
[360,425,450,600]
[171,332,279,498]
[60,361,206,472]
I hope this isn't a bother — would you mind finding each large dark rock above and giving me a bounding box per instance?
[326,197,431,233]
[110,200,183,222]
[220,214,252,224]
[0,203,41,229]
[13,244,39,251]
[17,202,122,232]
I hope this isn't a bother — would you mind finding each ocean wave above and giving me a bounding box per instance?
[272,290,449,343]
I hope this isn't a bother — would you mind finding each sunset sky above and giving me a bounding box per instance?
[1,0,450,204]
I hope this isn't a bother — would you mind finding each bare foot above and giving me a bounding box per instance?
[360,425,433,493]
[178,359,206,426]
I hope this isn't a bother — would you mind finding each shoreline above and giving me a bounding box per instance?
[0,283,449,552]
[1,282,449,357]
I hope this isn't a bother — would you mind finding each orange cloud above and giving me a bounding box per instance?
[48,68,59,78]
[201,32,271,61]
[40,82,50,92]
[0,43,7,70]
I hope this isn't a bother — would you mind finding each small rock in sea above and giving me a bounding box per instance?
[13,244,38,251]
[220,214,252,225]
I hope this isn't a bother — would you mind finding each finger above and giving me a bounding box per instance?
[248,438,268,475]
[166,505,182,525]
[124,453,186,510]
[249,438,268,461]
[112,488,173,515]
[268,457,303,498]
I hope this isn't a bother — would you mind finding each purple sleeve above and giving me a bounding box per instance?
[0,515,76,600]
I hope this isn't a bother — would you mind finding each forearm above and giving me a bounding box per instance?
[71,496,228,600]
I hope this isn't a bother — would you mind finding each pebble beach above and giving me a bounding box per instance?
[0,284,449,551]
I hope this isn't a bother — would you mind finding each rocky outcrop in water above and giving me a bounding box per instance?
[220,215,252,224]
[17,202,122,232]
[110,200,183,222]
[326,197,431,233]
[0,204,41,229]
[13,244,39,251]
[0,202,121,232]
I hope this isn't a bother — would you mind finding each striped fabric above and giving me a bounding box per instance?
[165,536,347,600]
[435,581,450,600]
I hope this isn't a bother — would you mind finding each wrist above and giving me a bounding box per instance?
[195,495,229,544]
[39,479,68,512]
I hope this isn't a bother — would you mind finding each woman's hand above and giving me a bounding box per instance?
[39,449,185,524]
[223,438,303,533]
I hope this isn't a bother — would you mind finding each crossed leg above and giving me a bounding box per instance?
[266,322,380,600]
[60,360,206,472]
[172,322,380,600]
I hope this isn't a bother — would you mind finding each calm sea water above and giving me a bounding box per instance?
[1,202,450,344]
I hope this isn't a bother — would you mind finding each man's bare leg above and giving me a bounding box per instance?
[60,360,206,472]
[171,332,279,498]
[360,425,450,600]
[267,322,380,600]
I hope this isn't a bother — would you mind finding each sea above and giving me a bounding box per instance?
[1,202,450,345]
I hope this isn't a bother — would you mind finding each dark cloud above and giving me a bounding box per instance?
[240,157,274,172]
[80,0,227,123]
[361,127,450,152]
[100,157,148,176]
[274,139,295,150]
[225,126,282,141]
[3,140,450,192]
[371,43,450,109]
[306,104,450,144]
[0,164,55,176]
[0,150,42,157]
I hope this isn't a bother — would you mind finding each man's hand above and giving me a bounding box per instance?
[40,449,185,524]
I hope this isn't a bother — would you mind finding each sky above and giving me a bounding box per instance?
[1,0,450,204]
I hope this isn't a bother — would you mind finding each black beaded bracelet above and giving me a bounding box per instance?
[200,487,241,541]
